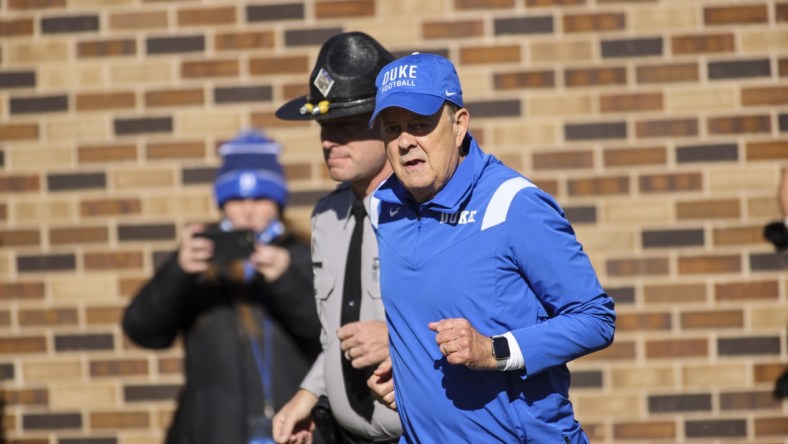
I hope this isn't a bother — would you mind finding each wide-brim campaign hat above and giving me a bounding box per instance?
[276,32,394,121]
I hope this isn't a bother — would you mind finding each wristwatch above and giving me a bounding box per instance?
[491,335,510,370]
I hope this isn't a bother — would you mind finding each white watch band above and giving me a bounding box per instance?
[497,332,525,372]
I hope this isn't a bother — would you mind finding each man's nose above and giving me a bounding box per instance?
[397,131,417,151]
[321,127,344,149]
[321,137,337,151]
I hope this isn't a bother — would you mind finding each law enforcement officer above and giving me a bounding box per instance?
[272,32,402,444]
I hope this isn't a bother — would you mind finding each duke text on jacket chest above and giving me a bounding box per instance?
[439,210,477,225]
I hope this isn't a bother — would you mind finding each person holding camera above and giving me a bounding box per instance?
[123,129,322,444]
[271,32,402,444]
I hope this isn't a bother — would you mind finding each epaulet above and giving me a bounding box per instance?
[313,182,353,211]
[481,177,535,231]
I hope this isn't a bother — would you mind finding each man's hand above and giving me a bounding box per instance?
[250,244,290,283]
[337,320,389,368]
[428,318,497,370]
[177,223,212,274]
[367,357,396,411]
[273,389,317,444]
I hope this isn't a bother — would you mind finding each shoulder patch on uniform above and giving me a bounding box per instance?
[481,177,535,231]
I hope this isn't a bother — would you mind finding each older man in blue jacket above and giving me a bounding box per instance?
[366,53,616,443]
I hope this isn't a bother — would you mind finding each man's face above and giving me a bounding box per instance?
[222,198,279,232]
[319,113,388,183]
[379,105,469,203]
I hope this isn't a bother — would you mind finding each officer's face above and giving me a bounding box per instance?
[319,113,388,184]
[222,198,279,232]
[379,104,469,203]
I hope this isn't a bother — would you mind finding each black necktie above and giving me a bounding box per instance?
[341,199,374,419]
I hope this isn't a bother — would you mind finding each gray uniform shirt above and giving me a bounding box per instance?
[302,182,402,439]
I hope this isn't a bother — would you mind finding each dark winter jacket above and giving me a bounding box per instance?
[123,235,321,444]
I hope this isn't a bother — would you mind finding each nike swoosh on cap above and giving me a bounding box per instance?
[445,90,457,97]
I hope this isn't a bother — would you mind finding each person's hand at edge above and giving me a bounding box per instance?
[273,389,317,444]
[367,356,397,411]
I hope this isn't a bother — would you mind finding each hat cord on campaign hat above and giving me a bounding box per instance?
[299,96,375,116]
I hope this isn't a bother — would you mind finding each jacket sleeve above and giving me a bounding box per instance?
[506,189,616,377]
[263,239,322,362]
[122,254,197,349]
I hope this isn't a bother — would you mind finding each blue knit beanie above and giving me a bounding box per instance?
[214,129,288,209]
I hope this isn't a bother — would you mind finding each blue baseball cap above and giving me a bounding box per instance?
[369,52,463,127]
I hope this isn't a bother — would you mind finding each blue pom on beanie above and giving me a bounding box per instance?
[214,129,288,209]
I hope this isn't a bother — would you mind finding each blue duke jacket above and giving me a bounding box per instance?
[370,134,616,443]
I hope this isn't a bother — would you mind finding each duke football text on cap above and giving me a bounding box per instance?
[369,52,463,127]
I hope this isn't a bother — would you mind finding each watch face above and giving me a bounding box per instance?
[492,336,510,360]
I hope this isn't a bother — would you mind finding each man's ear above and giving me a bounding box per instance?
[454,108,470,146]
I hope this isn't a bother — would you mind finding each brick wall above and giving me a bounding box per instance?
[1,0,786,442]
